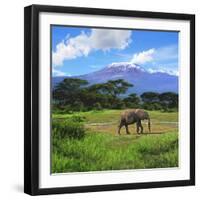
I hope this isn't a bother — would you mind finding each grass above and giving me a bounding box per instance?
[53,109,178,123]
[52,109,178,173]
[53,109,178,135]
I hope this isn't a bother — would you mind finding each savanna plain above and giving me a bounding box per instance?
[52,109,178,173]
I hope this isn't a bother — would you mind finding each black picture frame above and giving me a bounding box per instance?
[24,4,195,196]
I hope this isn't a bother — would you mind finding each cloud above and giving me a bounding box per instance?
[90,64,102,69]
[156,45,178,61]
[53,29,132,66]
[129,45,178,75]
[90,29,132,51]
[130,45,178,65]
[147,61,179,76]
[131,48,155,64]
[52,32,90,66]
[148,68,178,76]
[52,69,70,77]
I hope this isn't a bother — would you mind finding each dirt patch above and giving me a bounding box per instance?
[85,121,178,135]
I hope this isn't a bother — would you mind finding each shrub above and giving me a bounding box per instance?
[161,107,178,113]
[67,115,86,123]
[52,120,86,140]
[93,102,102,110]
[142,102,162,110]
[142,102,154,110]
[52,105,74,114]
[113,101,126,109]
[72,101,84,112]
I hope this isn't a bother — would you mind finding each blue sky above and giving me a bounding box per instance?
[52,26,179,77]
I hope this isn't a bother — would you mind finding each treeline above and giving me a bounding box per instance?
[53,78,178,112]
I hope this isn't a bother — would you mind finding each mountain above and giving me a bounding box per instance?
[52,62,178,95]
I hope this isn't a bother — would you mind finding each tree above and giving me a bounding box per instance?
[53,78,88,105]
[88,79,133,98]
[159,92,178,110]
[86,79,133,108]
[93,102,102,110]
[106,79,133,98]
[123,93,141,108]
[140,92,160,103]
[79,89,108,108]
[140,92,162,110]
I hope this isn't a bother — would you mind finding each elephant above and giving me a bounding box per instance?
[118,109,151,135]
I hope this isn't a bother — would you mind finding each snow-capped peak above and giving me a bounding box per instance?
[107,62,146,72]
[106,62,178,76]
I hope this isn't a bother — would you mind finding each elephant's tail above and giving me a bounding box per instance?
[148,117,151,133]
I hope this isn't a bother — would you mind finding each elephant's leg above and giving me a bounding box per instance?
[136,121,140,134]
[138,120,143,134]
[118,123,123,135]
[125,124,130,134]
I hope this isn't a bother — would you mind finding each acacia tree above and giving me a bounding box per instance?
[123,93,141,108]
[106,79,133,98]
[159,92,178,110]
[53,78,88,106]
[140,92,160,103]
[140,92,161,110]
[85,79,133,108]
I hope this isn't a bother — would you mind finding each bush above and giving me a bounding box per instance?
[124,102,140,109]
[142,102,162,110]
[72,101,84,112]
[112,101,126,109]
[52,120,86,140]
[52,105,74,114]
[66,115,86,123]
[93,102,102,110]
[161,107,178,113]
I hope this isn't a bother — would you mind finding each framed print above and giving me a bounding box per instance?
[24,4,195,195]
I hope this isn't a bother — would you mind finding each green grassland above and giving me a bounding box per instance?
[52,110,178,173]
